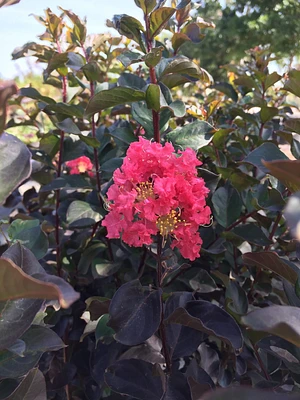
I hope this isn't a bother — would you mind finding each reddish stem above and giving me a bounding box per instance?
[152,109,160,143]
[253,343,271,381]
[55,52,68,277]
[265,212,282,251]
[144,11,170,372]
[207,210,257,252]
[157,235,172,374]
[149,67,160,142]
[226,210,257,232]
[82,44,114,260]
[55,40,70,400]
[90,81,104,209]
[258,122,265,139]
[213,143,221,166]
[145,19,160,143]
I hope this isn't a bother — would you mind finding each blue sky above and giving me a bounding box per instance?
[0,0,143,79]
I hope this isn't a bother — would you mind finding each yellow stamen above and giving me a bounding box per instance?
[136,181,154,201]
[78,162,87,173]
[156,210,183,237]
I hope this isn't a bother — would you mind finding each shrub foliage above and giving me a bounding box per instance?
[1,0,300,399]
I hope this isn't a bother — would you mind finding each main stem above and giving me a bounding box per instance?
[157,235,172,373]
[55,41,70,400]
[89,81,104,209]
[144,13,160,143]
[82,46,114,262]
[144,11,170,372]
[55,64,67,277]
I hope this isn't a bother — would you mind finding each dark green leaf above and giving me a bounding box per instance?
[78,243,107,274]
[171,32,191,53]
[105,359,164,400]
[19,87,55,105]
[0,244,79,349]
[0,298,41,351]
[78,134,100,148]
[109,126,136,145]
[228,280,248,315]
[243,252,298,284]
[167,120,215,150]
[117,50,143,68]
[134,0,156,14]
[284,118,300,135]
[165,293,206,359]
[132,101,171,134]
[60,8,87,43]
[93,261,122,278]
[0,325,65,378]
[212,128,235,148]
[165,100,186,117]
[165,372,192,400]
[242,143,288,173]
[189,270,217,293]
[0,379,19,399]
[67,201,103,228]
[46,103,84,118]
[118,73,147,90]
[234,75,259,91]
[56,118,81,134]
[7,340,26,357]
[8,219,48,260]
[146,84,161,111]
[0,133,31,205]
[182,22,205,43]
[198,168,220,193]
[108,280,162,346]
[144,47,163,68]
[283,69,300,98]
[85,87,146,118]
[101,157,124,174]
[149,7,175,38]
[158,56,202,79]
[4,368,46,400]
[231,224,272,246]
[107,15,146,52]
[166,300,243,352]
[212,186,242,228]
[82,61,102,81]
[40,175,92,192]
[264,72,282,90]
[243,305,300,347]
[283,280,300,308]
[95,314,115,343]
[260,106,278,123]
[39,135,60,158]
[66,52,85,71]
[44,52,68,76]
[211,82,238,102]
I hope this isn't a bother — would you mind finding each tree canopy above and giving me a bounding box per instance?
[185,0,300,78]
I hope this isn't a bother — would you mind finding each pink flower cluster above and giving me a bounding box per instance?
[66,156,93,177]
[102,137,211,261]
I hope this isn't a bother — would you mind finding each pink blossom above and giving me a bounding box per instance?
[102,137,211,261]
[66,156,93,176]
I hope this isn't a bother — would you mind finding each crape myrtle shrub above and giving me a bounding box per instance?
[1,0,300,399]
